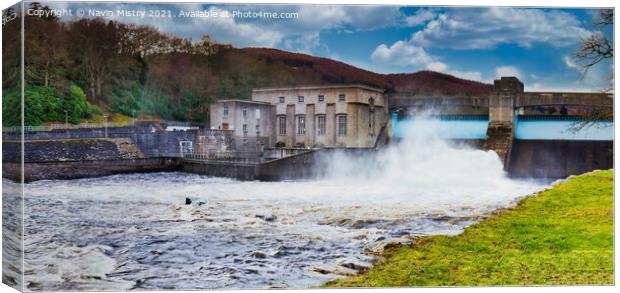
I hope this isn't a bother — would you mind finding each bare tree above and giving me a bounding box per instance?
[574,10,613,81]
[569,9,613,132]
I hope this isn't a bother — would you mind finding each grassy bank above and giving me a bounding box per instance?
[327,169,614,287]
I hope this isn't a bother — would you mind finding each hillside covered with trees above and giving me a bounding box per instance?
[2,3,492,127]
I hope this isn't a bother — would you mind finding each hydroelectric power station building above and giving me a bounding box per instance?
[210,84,389,149]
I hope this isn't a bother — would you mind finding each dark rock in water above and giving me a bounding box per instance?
[185,197,192,205]
[250,251,268,259]
[310,265,357,276]
[255,214,277,222]
[337,258,373,272]
[268,281,288,289]
[363,238,413,255]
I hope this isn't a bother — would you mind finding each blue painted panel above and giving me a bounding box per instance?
[392,113,613,141]
[515,120,613,140]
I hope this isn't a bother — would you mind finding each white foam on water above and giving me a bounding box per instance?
[6,117,548,290]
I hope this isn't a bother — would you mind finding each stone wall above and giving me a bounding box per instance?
[3,138,143,163]
[2,157,182,182]
[3,127,202,159]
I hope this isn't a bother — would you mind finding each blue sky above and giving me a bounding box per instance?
[45,2,613,91]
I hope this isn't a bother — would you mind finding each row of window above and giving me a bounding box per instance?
[241,124,261,136]
[278,115,347,137]
[223,106,255,119]
[279,94,346,104]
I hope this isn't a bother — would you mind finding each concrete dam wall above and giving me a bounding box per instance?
[508,140,613,179]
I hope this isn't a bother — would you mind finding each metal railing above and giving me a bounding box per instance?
[516,115,611,121]
[263,147,309,159]
[2,120,205,133]
[182,147,310,163]
[183,152,263,164]
[2,122,136,133]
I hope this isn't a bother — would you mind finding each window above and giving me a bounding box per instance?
[256,124,260,135]
[279,96,285,103]
[179,141,193,156]
[318,95,324,102]
[337,115,347,136]
[338,94,346,101]
[242,107,248,118]
[242,124,248,135]
[298,96,304,103]
[223,105,229,118]
[297,115,306,136]
[278,116,286,135]
[317,115,326,135]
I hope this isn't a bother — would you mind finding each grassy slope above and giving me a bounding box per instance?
[327,169,614,287]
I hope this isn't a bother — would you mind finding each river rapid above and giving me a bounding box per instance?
[2,119,549,290]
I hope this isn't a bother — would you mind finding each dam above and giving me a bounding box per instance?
[390,76,613,178]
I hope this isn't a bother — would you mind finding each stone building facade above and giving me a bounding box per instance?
[251,84,388,148]
[209,100,275,151]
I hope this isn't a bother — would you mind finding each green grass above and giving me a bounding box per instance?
[327,169,614,287]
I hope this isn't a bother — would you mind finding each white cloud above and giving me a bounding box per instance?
[372,44,484,81]
[49,2,402,53]
[564,55,581,71]
[186,7,283,47]
[410,7,593,50]
[370,7,591,81]
[426,61,448,72]
[283,32,321,53]
[404,8,436,27]
[495,66,521,78]
[424,61,480,81]
[447,69,483,82]
[426,62,482,81]
[371,41,432,67]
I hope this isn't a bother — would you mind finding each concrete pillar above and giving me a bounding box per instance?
[489,92,515,123]
[286,104,295,147]
[489,76,521,123]
[269,106,277,147]
[484,76,523,168]
[195,134,206,154]
[326,103,336,147]
[306,104,315,147]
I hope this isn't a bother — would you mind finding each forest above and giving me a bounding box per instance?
[2,2,492,127]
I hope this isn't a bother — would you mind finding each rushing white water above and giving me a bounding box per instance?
[3,118,548,290]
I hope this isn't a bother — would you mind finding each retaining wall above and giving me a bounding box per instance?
[2,126,199,158]
[2,157,182,182]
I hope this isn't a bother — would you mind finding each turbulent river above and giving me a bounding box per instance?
[2,119,550,290]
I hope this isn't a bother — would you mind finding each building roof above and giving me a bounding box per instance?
[215,99,272,105]
[251,84,386,93]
